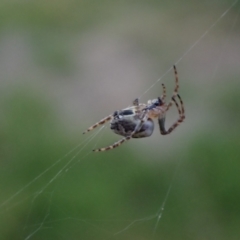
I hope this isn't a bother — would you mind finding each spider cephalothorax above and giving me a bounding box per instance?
[83,65,185,152]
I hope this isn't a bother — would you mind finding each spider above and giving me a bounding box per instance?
[83,65,185,152]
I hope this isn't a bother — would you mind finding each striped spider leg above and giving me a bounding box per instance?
[158,65,185,135]
[82,114,113,134]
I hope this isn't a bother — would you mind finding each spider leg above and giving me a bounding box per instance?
[133,98,143,115]
[158,66,184,135]
[173,65,179,97]
[161,83,166,101]
[172,94,182,116]
[93,114,147,152]
[158,94,185,135]
[161,65,180,113]
[133,98,139,106]
[177,93,185,118]
[93,135,132,152]
[83,114,113,134]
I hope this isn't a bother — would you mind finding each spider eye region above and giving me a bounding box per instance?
[147,98,162,110]
[154,98,163,106]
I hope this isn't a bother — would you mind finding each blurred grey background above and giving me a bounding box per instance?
[0,1,240,239]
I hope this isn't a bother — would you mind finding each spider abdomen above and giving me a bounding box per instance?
[110,111,154,138]
[132,119,154,138]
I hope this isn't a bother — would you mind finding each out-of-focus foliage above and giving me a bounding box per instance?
[0,0,240,239]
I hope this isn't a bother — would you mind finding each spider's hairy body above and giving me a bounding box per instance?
[83,65,185,152]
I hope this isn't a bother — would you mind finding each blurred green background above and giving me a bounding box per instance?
[0,0,240,239]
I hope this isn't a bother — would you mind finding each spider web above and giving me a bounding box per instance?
[1,1,240,239]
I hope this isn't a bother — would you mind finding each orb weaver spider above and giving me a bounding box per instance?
[83,65,185,152]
